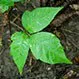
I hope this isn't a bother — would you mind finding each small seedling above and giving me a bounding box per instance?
[10,7,72,74]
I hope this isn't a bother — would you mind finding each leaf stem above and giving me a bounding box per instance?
[10,21,31,37]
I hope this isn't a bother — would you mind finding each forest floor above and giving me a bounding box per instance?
[0,0,79,79]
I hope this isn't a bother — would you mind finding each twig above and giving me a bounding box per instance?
[12,15,20,22]
[62,31,79,49]
[62,28,79,36]
[10,21,24,31]
[10,21,30,36]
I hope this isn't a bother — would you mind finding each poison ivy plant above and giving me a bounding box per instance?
[10,7,72,74]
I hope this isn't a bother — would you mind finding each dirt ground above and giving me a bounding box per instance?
[0,0,79,79]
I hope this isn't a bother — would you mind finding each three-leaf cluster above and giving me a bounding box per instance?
[10,7,72,74]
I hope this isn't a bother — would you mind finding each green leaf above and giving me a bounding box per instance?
[10,32,29,74]
[22,7,63,33]
[0,0,14,13]
[29,32,72,64]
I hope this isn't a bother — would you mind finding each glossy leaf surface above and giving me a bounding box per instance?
[29,32,72,64]
[10,32,29,74]
[22,7,63,33]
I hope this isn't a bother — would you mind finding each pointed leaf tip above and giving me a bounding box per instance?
[22,7,63,33]
[29,32,72,64]
[10,32,29,74]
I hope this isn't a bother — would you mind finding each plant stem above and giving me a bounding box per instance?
[10,21,31,37]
